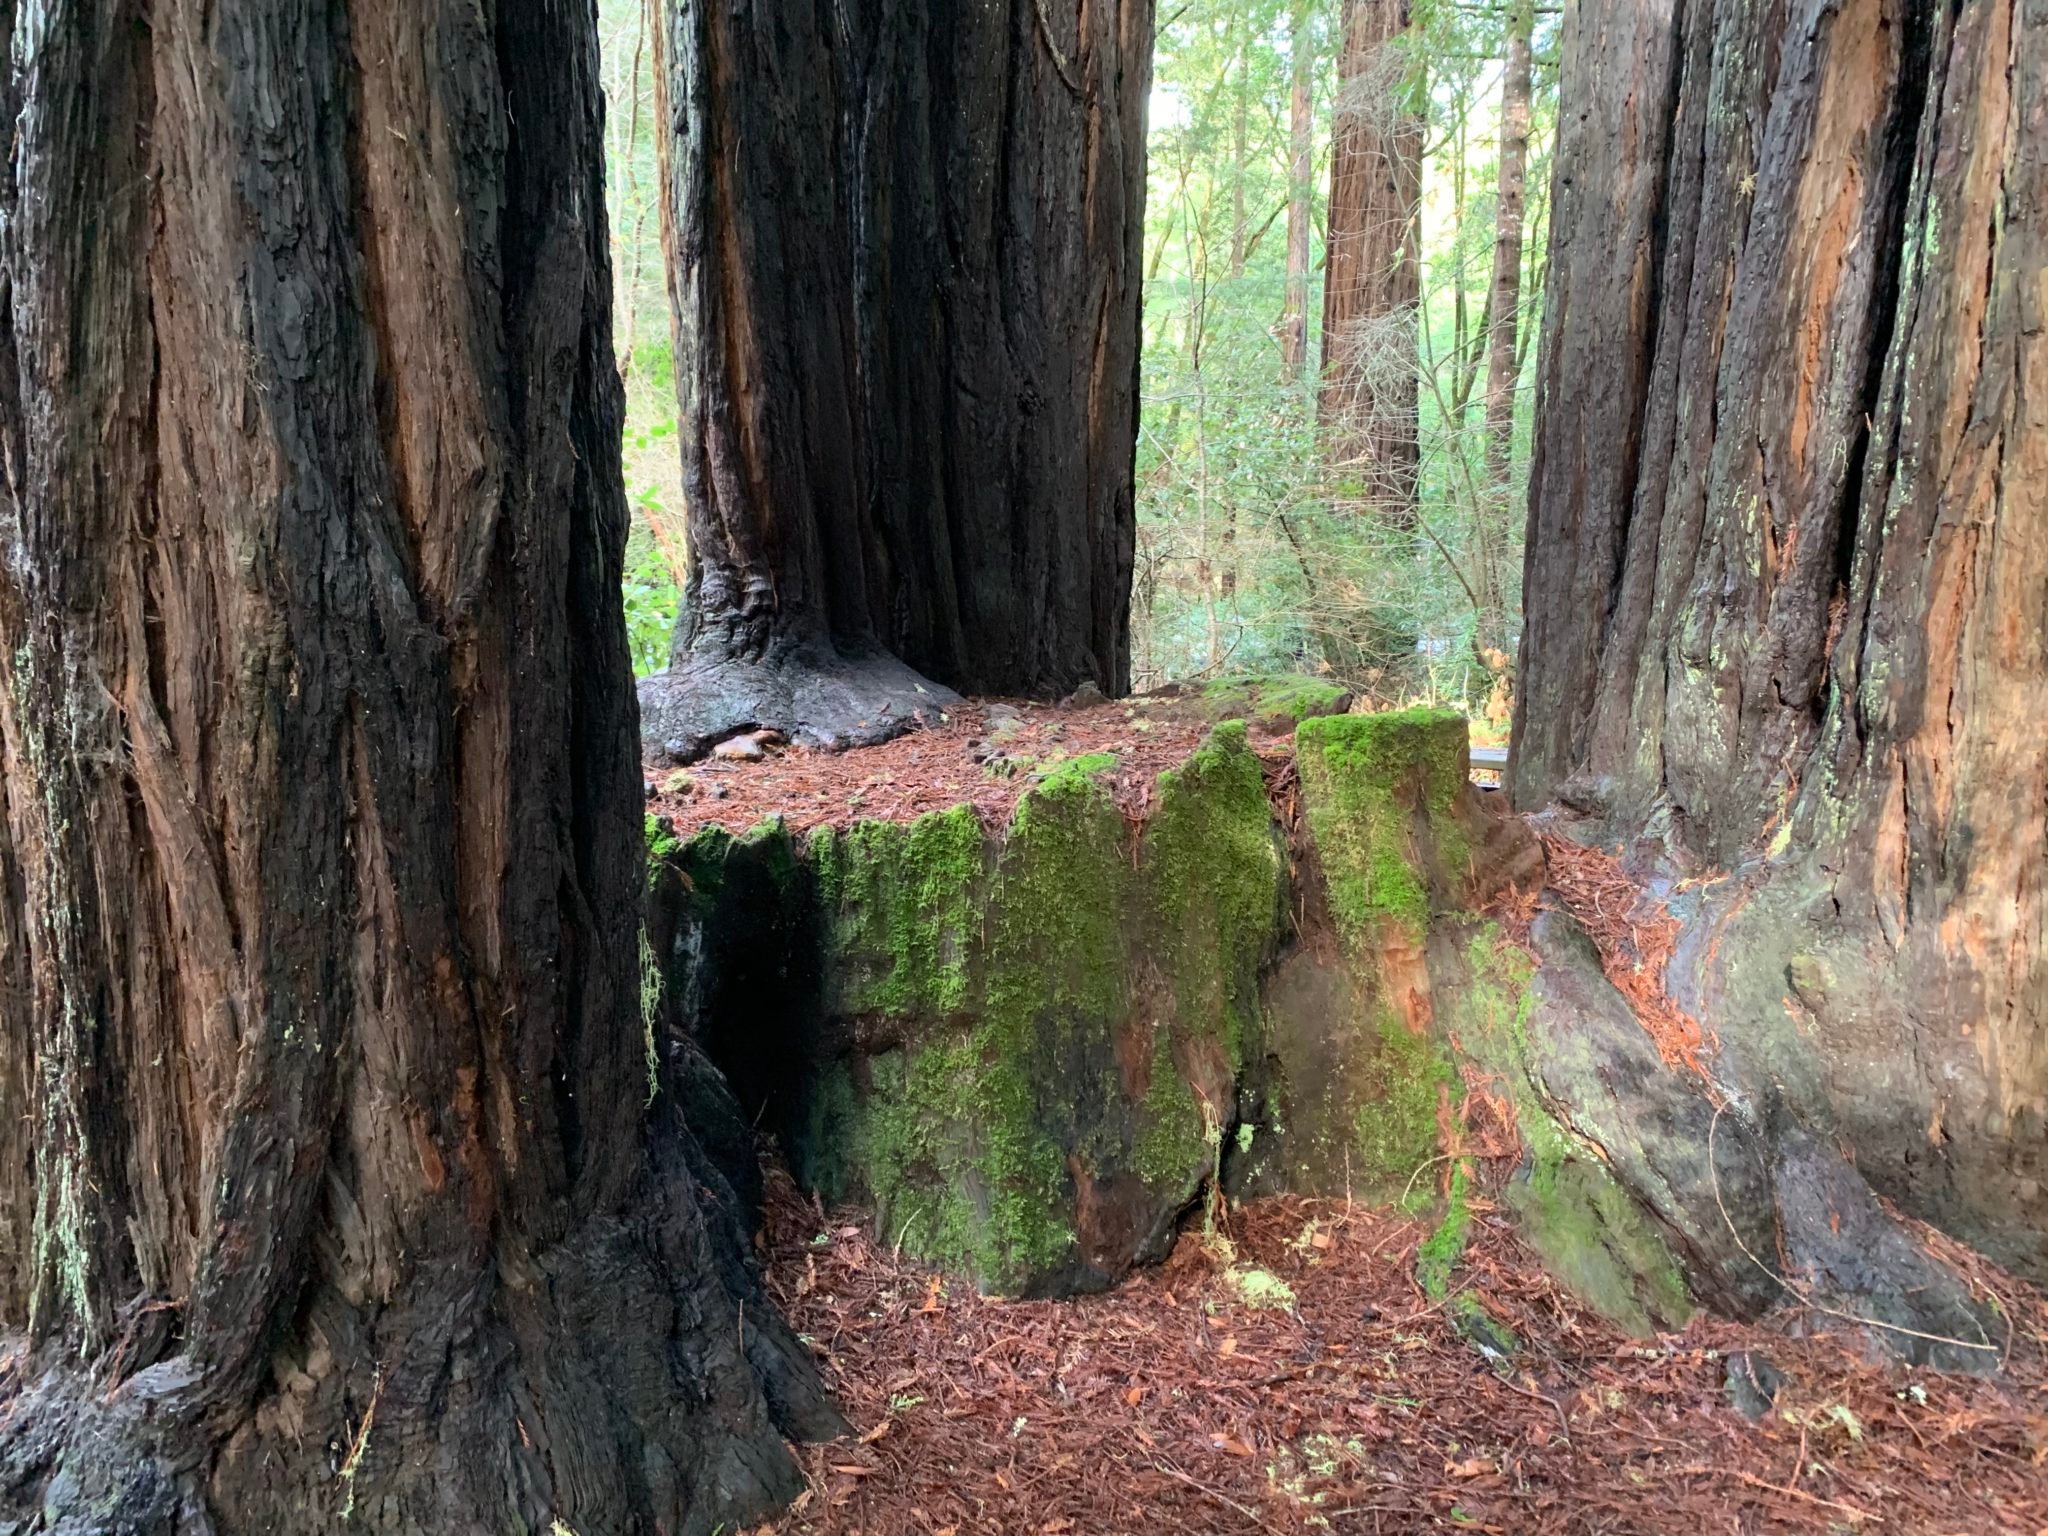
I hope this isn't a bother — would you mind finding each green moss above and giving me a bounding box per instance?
[1032,750,1119,784]
[644,812,680,876]
[1141,722,1283,1060]
[1200,673,1351,730]
[1350,1006,1458,1201]
[1446,925,1693,1334]
[819,805,987,1019]
[1416,1161,1474,1300]
[1134,1030,1209,1188]
[988,767,1129,1026]
[839,768,1139,1289]
[1295,708,1470,949]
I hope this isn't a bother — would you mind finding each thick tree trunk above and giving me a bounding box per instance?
[1515,0,2046,1286]
[641,0,1152,761]
[1318,0,1421,521]
[0,3,833,1531]
[1280,0,1315,378]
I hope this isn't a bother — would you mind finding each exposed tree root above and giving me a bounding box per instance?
[640,640,962,762]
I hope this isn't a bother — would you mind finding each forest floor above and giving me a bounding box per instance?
[644,694,1281,837]
[665,701,2048,1532]
[753,1169,2048,1536]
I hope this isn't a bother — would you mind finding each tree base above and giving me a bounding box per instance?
[0,1106,844,1536]
[640,640,963,762]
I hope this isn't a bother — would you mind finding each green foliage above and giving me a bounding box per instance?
[1136,0,1561,703]
[623,512,679,677]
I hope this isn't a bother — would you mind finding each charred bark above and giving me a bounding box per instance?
[1318,0,1422,521]
[640,0,1153,761]
[0,3,834,1531]
[1515,0,2046,1288]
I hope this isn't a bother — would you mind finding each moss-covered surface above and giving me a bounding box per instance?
[1351,1007,1459,1205]
[1444,925,1693,1335]
[1140,721,1283,1062]
[659,713,1700,1323]
[775,731,1294,1292]
[1259,710,1470,1201]
[1134,1028,1211,1189]
[1294,709,1470,948]
[812,805,987,1020]
[1198,674,1353,732]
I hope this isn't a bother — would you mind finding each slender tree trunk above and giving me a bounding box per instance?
[1318,0,1421,523]
[1230,14,1250,280]
[0,2,833,1530]
[1514,0,2047,1287]
[1467,0,1535,663]
[1481,0,1533,486]
[642,0,1153,761]
[1280,0,1315,378]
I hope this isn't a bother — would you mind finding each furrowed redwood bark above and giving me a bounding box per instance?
[1318,0,1421,520]
[1515,0,2046,1285]
[640,0,1153,761]
[0,2,833,1530]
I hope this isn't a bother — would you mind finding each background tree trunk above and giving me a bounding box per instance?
[1469,0,1535,665]
[1514,0,2046,1285]
[0,2,833,1530]
[1280,0,1315,378]
[1318,0,1421,522]
[641,0,1154,761]
[1481,0,1533,488]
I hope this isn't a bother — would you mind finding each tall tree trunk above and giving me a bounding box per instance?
[1469,0,1535,664]
[1514,0,2047,1286]
[1280,0,1315,378]
[0,2,834,1530]
[1318,0,1421,522]
[1481,0,1533,486]
[641,0,1153,762]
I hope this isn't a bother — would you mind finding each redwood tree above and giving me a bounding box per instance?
[1318,0,1422,520]
[641,0,1153,761]
[1515,0,2045,1285]
[0,2,832,1530]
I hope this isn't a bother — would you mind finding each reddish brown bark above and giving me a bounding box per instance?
[1318,0,1422,519]
[1481,0,1534,487]
[0,1,831,1529]
[1514,0,2045,1283]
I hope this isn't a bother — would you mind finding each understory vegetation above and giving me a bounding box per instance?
[599,0,1557,726]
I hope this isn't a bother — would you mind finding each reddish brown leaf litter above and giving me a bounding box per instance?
[751,1170,2048,1536]
[1539,832,1716,1079]
[646,699,1291,839]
